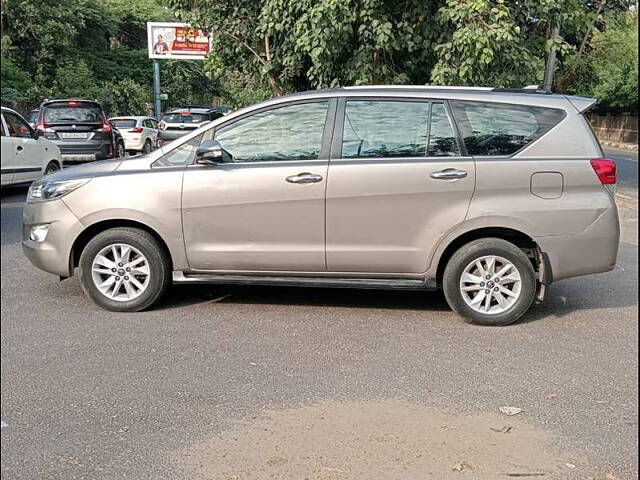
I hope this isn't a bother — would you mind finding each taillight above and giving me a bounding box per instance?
[590,158,617,185]
[100,122,112,132]
[129,127,144,133]
[36,122,56,139]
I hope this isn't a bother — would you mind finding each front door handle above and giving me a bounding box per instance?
[16,145,23,152]
[286,172,323,184]
[430,168,468,180]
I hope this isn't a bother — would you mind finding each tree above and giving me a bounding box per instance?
[562,10,638,112]
[167,0,632,105]
[99,78,151,116]
[0,0,218,111]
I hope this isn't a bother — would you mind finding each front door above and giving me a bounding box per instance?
[182,100,334,272]
[326,98,476,274]
[2,110,42,183]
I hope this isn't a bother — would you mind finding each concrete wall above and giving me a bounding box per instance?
[588,114,638,144]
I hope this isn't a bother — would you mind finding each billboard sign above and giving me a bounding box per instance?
[147,22,211,60]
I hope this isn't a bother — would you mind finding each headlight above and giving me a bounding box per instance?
[27,178,91,203]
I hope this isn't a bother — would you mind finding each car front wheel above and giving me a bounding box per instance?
[44,161,60,175]
[79,227,171,312]
[442,238,537,326]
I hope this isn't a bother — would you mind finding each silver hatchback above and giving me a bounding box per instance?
[22,86,619,325]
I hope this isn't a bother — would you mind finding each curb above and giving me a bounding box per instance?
[601,141,638,152]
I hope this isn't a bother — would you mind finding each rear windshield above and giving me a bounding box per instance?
[162,112,209,124]
[450,101,566,156]
[110,119,137,128]
[43,103,103,123]
[26,111,39,123]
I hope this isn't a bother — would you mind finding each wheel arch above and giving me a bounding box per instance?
[435,227,541,288]
[70,219,174,271]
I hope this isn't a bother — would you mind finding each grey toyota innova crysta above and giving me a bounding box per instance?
[22,86,620,325]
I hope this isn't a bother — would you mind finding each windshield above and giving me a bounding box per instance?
[26,111,39,123]
[43,103,103,123]
[162,112,209,124]
[110,119,137,128]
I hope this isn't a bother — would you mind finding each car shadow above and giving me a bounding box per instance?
[155,240,637,323]
[1,185,28,246]
[156,283,452,312]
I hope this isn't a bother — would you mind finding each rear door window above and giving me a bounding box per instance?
[44,103,103,123]
[450,101,565,156]
[341,100,460,159]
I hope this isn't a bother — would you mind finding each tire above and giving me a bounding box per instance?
[116,142,126,158]
[442,238,537,326]
[44,161,60,175]
[78,227,171,312]
[143,139,153,154]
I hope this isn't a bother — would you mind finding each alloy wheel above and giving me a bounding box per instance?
[91,243,150,301]
[459,255,522,315]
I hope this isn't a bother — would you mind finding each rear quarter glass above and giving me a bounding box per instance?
[450,101,566,156]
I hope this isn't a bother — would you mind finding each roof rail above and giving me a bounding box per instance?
[491,86,552,95]
[343,85,494,91]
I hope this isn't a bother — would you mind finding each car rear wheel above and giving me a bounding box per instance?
[143,139,153,154]
[44,161,60,175]
[79,227,171,312]
[116,142,126,158]
[442,238,537,326]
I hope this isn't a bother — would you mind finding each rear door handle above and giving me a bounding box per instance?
[430,168,467,180]
[286,172,323,184]
[16,146,23,152]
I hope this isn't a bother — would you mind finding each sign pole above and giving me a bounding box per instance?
[153,59,162,119]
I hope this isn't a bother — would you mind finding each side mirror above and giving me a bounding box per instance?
[32,128,41,140]
[195,140,229,165]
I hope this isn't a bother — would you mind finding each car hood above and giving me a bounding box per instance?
[42,159,123,183]
[39,154,160,184]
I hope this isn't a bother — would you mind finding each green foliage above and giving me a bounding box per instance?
[430,0,541,86]
[563,12,637,113]
[1,0,635,114]
[1,56,32,95]
[1,0,217,111]
[167,0,634,108]
[162,60,221,107]
[51,59,102,100]
[99,78,151,116]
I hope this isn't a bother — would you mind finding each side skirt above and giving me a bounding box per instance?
[172,272,438,291]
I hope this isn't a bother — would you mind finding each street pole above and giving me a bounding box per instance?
[153,59,162,119]
[543,20,560,92]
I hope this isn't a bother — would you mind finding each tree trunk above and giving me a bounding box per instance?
[264,34,283,96]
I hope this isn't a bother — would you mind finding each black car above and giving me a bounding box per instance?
[34,99,126,166]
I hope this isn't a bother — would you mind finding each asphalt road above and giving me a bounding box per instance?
[1,153,637,479]
[605,146,639,198]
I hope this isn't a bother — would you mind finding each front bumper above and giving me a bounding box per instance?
[22,199,84,277]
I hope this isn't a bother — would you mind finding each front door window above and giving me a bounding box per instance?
[214,102,329,163]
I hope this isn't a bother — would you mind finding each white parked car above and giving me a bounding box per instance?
[1,106,63,187]
[108,116,159,154]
